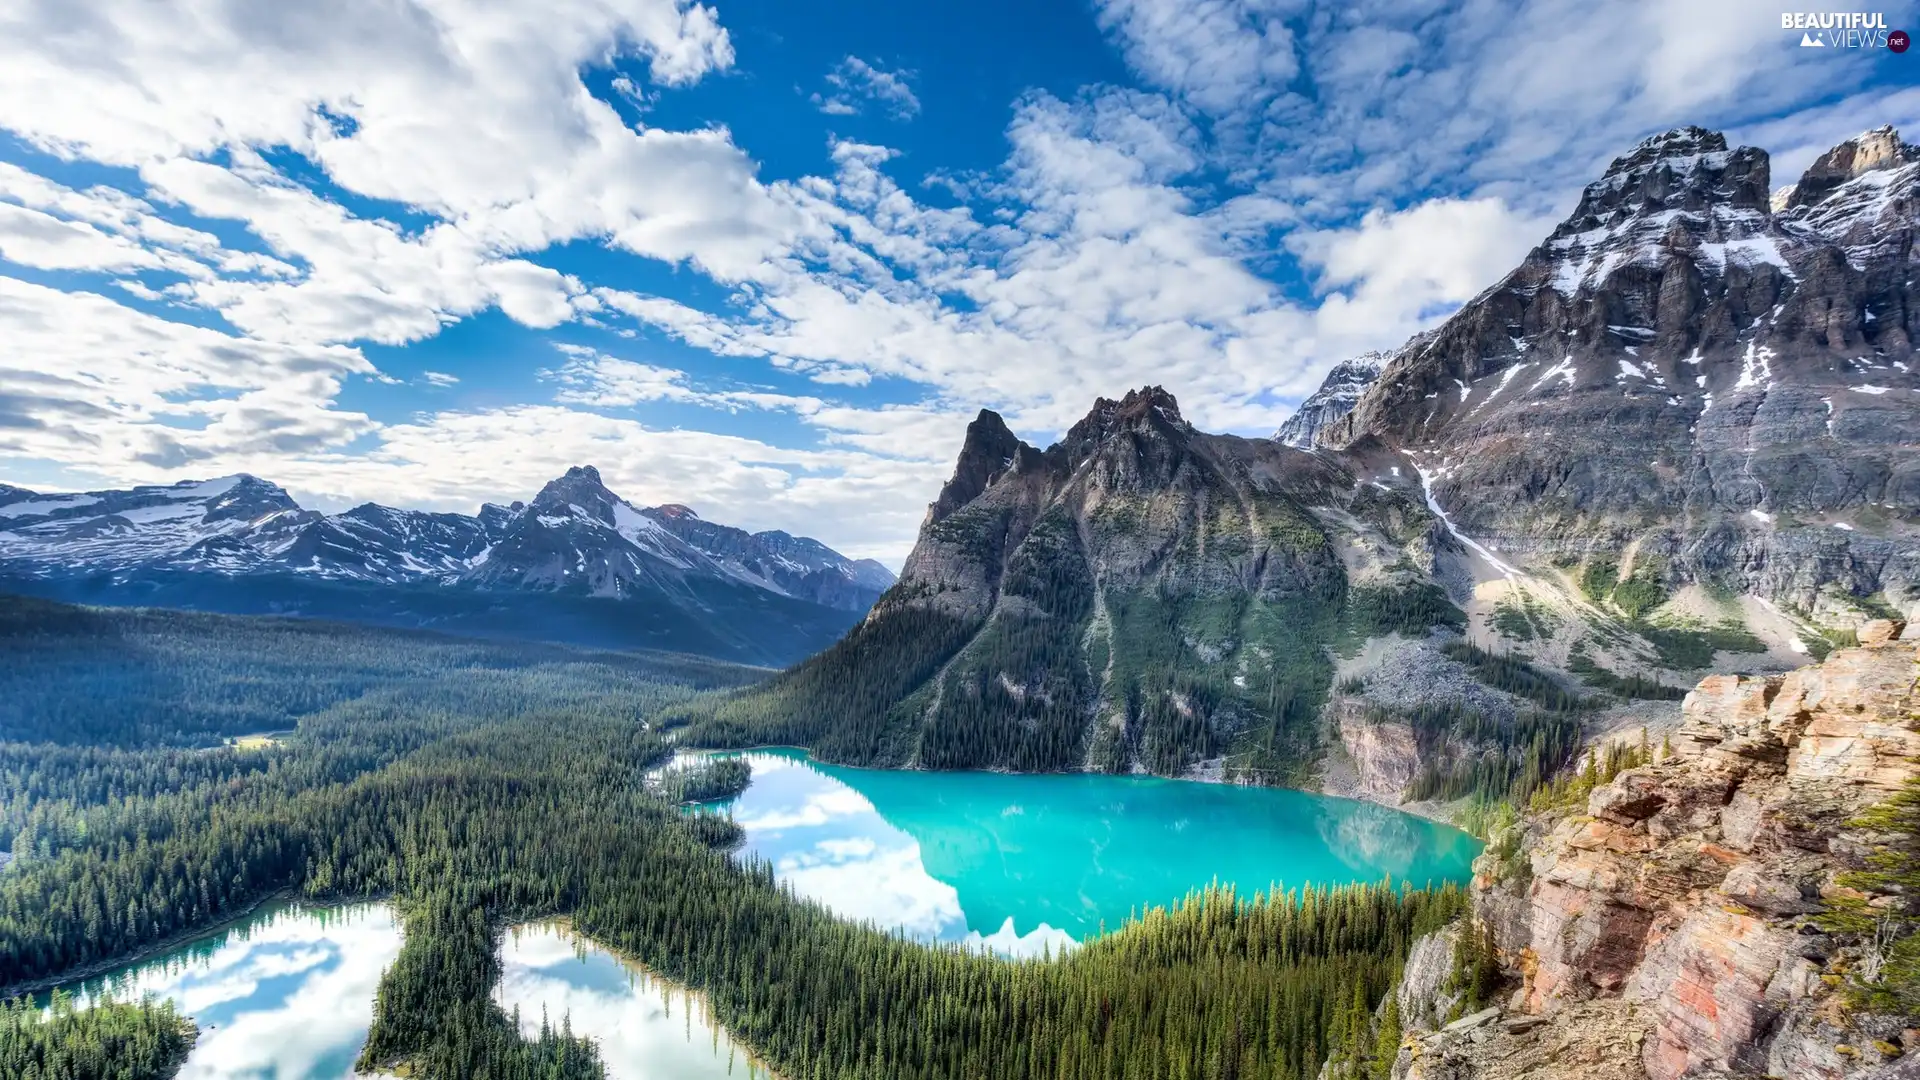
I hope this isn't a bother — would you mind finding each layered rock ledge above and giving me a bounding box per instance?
[1399,620,1920,1080]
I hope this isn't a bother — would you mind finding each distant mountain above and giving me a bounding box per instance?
[1273,349,1395,448]
[0,467,892,665]
[640,503,898,611]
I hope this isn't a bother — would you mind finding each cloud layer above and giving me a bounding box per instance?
[0,0,1910,563]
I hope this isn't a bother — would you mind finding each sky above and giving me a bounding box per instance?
[1,0,1917,565]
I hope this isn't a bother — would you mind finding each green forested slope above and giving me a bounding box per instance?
[0,594,759,747]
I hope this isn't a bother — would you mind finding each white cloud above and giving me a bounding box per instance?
[3,0,1917,569]
[1093,0,1300,117]
[0,0,797,345]
[1239,0,1890,219]
[0,276,373,469]
[812,57,922,120]
[421,371,460,387]
[545,349,700,407]
[1291,197,1557,338]
[0,0,734,166]
[0,202,181,273]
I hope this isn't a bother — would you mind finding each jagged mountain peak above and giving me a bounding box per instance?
[1319,119,1918,618]
[927,409,1033,525]
[1073,385,1186,429]
[1059,385,1190,455]
[1274,351,1394,449]
[193,474,300,523]
[1551,127,1769,251]
[1784,124,1918,210]
[1609,125,1729,172]
[525,463,622,523]
[635,501,895,610]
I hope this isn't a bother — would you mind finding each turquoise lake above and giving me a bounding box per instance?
[705,750,1482,955]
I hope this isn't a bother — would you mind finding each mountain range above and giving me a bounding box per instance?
[0,465,892,665]
[679,122,1920,791]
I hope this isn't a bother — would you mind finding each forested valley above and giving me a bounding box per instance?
[0,594,1470,1080]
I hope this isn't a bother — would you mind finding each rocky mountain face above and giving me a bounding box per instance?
[694,123,1920,792]
[1273,348,1393,448]
[1393,620,1919,1080]
[640,503,893,612]
[687,386,1472,778]
[1318,125,1920,623]
[0,467,887,664]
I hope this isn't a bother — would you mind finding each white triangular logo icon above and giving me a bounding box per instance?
[1801,31,1825,46]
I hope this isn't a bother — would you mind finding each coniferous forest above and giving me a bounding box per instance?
[0,991,195,1080]
[0,594,1465,1079]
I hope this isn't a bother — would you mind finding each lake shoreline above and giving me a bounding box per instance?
[696,742,1473,829]
[4,889,392,1000]
[500,917,785,1080]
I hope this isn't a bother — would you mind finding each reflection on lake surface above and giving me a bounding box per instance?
[496,923,767,1080]
[707,750,1481,955]
[55,902,403,1079]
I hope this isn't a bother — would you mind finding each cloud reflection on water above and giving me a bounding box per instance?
[709,750,1479,954]
[63,903,403,1080]
[495,923,767,1080]
[715,752,1071,954]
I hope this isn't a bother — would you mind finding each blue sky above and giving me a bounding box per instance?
[1,0,1917,563]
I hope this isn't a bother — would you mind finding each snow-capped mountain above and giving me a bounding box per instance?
[1272,350,1393,448]
[1320,124,1920,611]
[459,466,892,611]
[0,467,893,664]
[640,504,897,611]
[0,475,312,573]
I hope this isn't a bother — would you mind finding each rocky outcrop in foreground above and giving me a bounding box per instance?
[1399,620,1920,1079]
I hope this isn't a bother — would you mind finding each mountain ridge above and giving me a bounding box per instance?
[684,121,1920,797]
[0,466,892,664]
[1314,122,1918,619]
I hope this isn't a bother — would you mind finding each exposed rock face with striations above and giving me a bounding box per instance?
[1419,622,1920,1080]
[1320,125,1920,618]
[1274,349,1395,449]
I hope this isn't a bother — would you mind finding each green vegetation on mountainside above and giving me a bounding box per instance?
[675,548,1463,785]
[0,595,755,749]
[1,595,1467,1080]
[1819,773,1920,1015]
[1354,642,1586,809]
